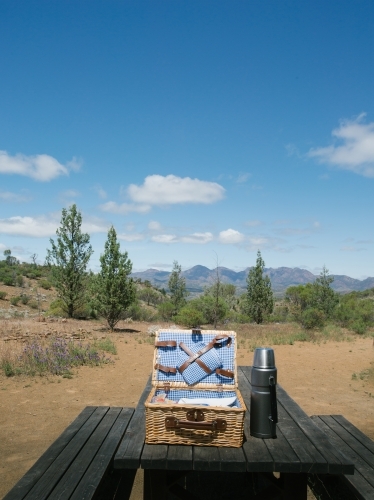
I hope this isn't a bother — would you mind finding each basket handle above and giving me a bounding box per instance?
[165,417,227,431]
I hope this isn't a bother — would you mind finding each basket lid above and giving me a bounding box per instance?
[152,329,238,390]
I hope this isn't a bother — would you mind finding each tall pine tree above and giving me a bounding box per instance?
[46,204,93,318]
[168,260,188,314]
[93,226,135,330]
[246,250,274,324]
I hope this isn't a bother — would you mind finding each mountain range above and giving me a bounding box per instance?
[131,266,374,297]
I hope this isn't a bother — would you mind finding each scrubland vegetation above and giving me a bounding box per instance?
[0,204,373,379]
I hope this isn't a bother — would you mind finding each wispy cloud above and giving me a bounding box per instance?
[92,184,107,200]
[218,229,245,244]
[0,150,81,181]
[151,234,178,244]
[148,220,162,231]
[181,232,213,244]
[151,232,214,244]
[0,213,108,237]
[308,113,374,177]
[128,175,225,205]
[117,233,144,242]
[99,201,151,214]
[236,172,251,183]
[0,190,31,203]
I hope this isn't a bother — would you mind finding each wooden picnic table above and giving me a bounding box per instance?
[114,366,355,499]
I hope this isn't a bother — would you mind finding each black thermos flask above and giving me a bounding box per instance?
[250,347,278,438]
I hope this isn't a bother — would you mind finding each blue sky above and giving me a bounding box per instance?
[0,1,373,278]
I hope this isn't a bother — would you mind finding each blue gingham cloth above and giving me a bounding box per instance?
[155,331,235,386]
[155,388,241,408]
[177,341,222,385]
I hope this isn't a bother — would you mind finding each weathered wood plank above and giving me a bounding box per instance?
[70,407,134,500]
[49,407,122,499]
[141,444,169,470]
[114,375,152,469]
[311,416,373,500]
[316,415,374,488]
[24,407,109,500]
[276,402,327,473]
[275,385,354,475]
[193,446,221,471]
[166,445,193,470]
[218,447,247,472]
[333,414,374,458]
[3,406,96,500]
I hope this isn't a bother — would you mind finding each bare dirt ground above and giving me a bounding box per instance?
[0,318,373,499]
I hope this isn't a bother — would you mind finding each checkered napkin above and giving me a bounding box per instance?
[176,341,222,385]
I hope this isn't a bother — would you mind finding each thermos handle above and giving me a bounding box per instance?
[269,376,278,424]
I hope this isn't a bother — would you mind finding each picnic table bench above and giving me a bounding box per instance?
[308,415,374,500]
[4,406,135,500]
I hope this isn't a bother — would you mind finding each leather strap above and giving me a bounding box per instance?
[178,342,212,375]
[154,363,177,374]
[155,340,177,347]
[215,368,234,379]
[165,417,227,431]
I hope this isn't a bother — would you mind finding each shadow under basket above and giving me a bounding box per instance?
[145,329,246,447]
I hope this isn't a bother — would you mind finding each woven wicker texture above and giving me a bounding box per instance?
[145,387,245,447]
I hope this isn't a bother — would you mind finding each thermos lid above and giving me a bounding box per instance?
[253,347,275,368]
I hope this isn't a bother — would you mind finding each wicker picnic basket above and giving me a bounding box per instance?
[145,328,246,447]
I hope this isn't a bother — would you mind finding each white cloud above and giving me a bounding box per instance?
[0,243,7,251]
[0,150,80,181]
[151,234,178,244]
[148,220,162,231]
[181,232,213,244]
[0,191,31,202]
[236,172,251,183]
[99,201,151,214]
[308,113,374,177]
[0,213,108,237]
[0,215,59,237]
[128,175,225,205]
[219,229,245,244]
[117,233,144,242]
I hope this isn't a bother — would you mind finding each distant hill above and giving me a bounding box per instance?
[131,266,374,297]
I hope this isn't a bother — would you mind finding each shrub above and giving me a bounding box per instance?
[157,301,175,321]
[301,308,325,329]
[46,299,67,317]
[21,294,30,305]
[3,277,14,286]
[10,296,21,306]
[0,291,7,300]
[40,279,52,290]
[175,306,206,328]
[16,275,24,287]
[29,300,38,309]
[350,320,367,335]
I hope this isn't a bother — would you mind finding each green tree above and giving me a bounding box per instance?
[311,266,339,317]
[92,226,135,331]
[3,249,18,266]
[246,250,274,324]
[168,260,188,314]
[46,204,93,318]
